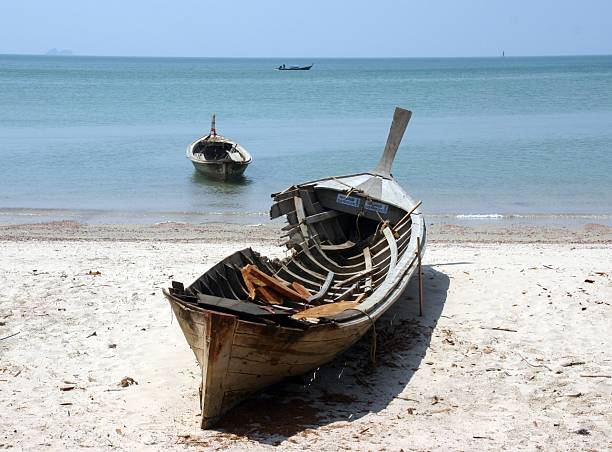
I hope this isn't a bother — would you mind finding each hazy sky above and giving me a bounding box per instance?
[1,0,611,57]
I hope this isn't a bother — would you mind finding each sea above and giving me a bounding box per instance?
[1,54,611,225]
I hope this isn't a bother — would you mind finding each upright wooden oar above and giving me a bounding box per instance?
[417,237,424,316]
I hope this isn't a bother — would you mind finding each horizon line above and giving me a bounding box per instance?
[2,52,612,59]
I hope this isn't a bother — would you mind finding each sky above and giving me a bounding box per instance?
[1,0,611,57]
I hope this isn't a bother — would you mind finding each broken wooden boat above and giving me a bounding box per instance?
[164,107,425,428]
[187,115,252,181]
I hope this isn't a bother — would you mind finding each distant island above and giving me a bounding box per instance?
[45,48,74,56]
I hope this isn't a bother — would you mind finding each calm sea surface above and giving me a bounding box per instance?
[1,55,611,224]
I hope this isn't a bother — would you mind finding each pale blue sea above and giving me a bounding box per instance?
[1,55,611,224]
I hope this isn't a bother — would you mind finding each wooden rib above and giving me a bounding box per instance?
[320,241,356,251]
[363,247,373,292]
[333,284,359,302]
[285,259,327,282]
[341,220,411,262]
[382,226,398,283]
[299,188,334,243]
[293,196,310,240]
[308,271,334,304]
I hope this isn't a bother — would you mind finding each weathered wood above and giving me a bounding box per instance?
[308,271,334,303]
[242,265,309,302]
[382,226,398,282]
[164,106,426,430]
[255,286,283,305]
[304,209,341,225]
[200,312,237,428]
[320,241,356,251]
[292,301,357,320]
[392,200,421,233]
[417,236,423,317]
[374,107,412,177]
[291,281,312,299]
[363,247,373,292]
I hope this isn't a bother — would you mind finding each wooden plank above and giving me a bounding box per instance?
[230,344,340,366]
[200,312,237,428]
[292,301,357,320]
[291,281,312,299]
[255,286,283,305]
[270,197,295,219]
[242,265,309,302]
[233,330,364,352]
[304,209,341,225]
[298,188,332,243]
[240,266,257,300]
[234,318,370,342]
[228,357,333,378]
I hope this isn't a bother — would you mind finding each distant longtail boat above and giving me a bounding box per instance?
[276,63,313,71]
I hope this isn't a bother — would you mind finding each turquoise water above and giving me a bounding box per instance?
[1,54,611,224]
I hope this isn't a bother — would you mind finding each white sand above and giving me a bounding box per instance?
[1,236,611,451]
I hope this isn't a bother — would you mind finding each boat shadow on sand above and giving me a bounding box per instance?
[193,264,449,445]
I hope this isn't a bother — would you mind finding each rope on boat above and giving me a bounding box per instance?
[330,176,363,194]
[361,310,377,366]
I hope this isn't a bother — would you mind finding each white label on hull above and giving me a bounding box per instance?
[364,200,389,214]
[336,194,361,208]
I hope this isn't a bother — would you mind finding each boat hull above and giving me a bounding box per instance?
[165,291,372,427]
[191,160,249,181]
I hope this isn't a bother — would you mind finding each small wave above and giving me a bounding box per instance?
[427,213,612,221]
[455,214,504,219]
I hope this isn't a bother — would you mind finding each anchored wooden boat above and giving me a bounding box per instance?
[276,63,313,71]
[187,115,252,180]
[164,107,425,428]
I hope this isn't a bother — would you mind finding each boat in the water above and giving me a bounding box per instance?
[186,115,252,180]
[276,63,313,71]
[164,107,425,428]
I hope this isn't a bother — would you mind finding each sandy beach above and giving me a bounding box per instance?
[1,222,611,451]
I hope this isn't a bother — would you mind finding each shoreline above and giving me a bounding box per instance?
[1,220,612,244]
[2,207,612,228]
